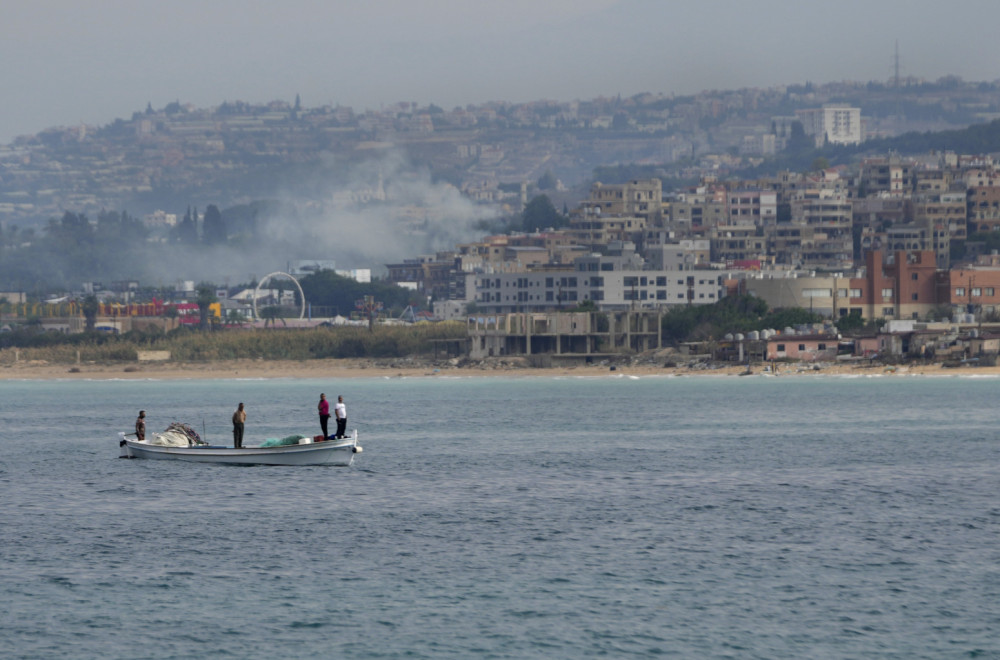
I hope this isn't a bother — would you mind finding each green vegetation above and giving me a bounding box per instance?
[298,270,423,314]
[520,194,568,231]
[0,323,467,365]
[660,295,824,344]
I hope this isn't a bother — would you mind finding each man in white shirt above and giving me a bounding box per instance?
[334,396,347,439]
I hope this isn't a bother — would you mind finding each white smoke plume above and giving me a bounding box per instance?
[259,148,498,273]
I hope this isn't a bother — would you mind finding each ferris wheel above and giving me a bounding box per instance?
[252,271,306,320]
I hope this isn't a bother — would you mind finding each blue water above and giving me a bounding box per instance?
[2,374,999,659]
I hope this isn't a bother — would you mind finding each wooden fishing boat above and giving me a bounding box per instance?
[117,430,362,466]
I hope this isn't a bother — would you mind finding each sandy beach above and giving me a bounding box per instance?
[2,357,998,380]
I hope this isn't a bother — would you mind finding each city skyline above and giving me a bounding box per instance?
[2,0,999,144]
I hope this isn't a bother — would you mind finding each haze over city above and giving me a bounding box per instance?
[3,0,999,144]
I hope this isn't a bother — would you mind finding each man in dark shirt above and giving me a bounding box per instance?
[232,403,246,448]
[135,410,146,441]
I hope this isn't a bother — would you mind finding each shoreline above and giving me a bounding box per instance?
[2,357,1000,380]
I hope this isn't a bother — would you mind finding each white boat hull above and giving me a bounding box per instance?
[118,430,361,466]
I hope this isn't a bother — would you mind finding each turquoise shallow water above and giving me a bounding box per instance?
[1,374,999,659]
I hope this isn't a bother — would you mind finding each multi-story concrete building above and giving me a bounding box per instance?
[473,245,732,314]
[711,224,768,263]
[936,266,1000,318]
[850,250,939,321]
[566,212,648,249]
[663,198,727,233]
[644,239,711,270]
[967,185,1000,233]
[584,179,662,220]
[787,189,853,268]
[473,268,728,314]
[795,104,862,146]
[859,155,914,197]
[726,189,778,225]
[745,250,939,321]
[743,271,855,318]
[906,192,967,267]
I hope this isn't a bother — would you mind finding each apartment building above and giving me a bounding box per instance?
[663,198,727,232]
[850,250,939,320]
[473,269,727,314]
[935,267,1000,317]
[859,156,914,197]
[795,104,862,146]
[726,189,778,225]
[711,224,768,263]
[585,179,662,219]
[967,185,1000,233]
[566,211,648,249]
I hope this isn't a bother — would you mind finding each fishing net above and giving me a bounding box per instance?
[259,434,307,448]
[149,422,207,447]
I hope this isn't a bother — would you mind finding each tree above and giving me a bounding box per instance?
[537,170,557,190]
[521,195,566,232]
[570,300,598,313]
[201,204,227,245]
[226,309,247,327]
[81,295,99,332]
[176,207,198,244]
[195,283,217,330]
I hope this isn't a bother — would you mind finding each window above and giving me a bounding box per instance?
[956,287,966,296]
[883,307,894,316]
[656,276,667,286]
[803,288,831,298]
[973,287,982,297]
[912,273,919,280]
[850,288,862,298]
[818,343,826,350]
[987,288,996,296]
[798,344,806,351]
[657,290,667,300]
[912,293,918,301]
[881,288,893,301]
[624,276,638,287]
[777,344,785,352]
[545,278,553,287]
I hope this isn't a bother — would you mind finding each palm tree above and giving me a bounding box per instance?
[195,284,217,330]
[226,309,247,327]
[81,295,99,332]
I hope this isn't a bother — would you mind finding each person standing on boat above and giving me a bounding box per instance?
[135,410,146,441]
[334,395,347,439]
[232,402,246,448]
[318,393,331,439]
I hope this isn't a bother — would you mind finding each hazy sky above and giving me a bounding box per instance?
[2,0,999,144]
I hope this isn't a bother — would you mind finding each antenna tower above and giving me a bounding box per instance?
[894,40,901,88]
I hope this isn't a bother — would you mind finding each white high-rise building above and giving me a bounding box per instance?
[796,104,862,147]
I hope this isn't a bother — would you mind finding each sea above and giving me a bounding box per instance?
[1,373,999,659]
